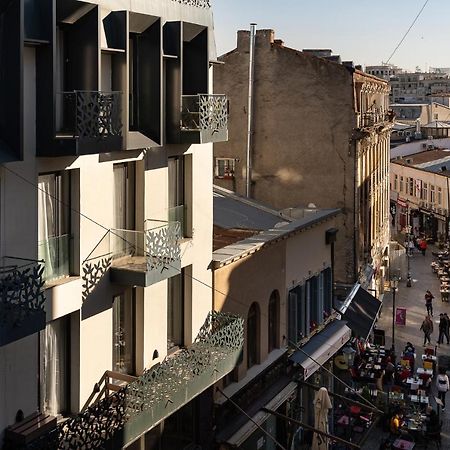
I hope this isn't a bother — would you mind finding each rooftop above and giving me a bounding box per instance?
[393,149,450,175]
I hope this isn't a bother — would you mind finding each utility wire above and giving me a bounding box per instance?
[386,0,430,64]
[2,162,381,414]
[216,387,288,450]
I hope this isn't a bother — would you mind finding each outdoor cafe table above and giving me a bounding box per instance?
[406,378,423,386]
[416,368,433,376]
[409,395,429,405]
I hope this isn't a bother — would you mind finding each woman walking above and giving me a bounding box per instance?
[436,367,450,411]
[420,315,433,346]
[425,290,434,316]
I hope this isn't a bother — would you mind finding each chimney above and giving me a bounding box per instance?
[256,29,275,47]
[237,30,250,52]
[273,39,284,47]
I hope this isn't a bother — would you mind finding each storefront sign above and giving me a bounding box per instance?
[395,307,406,326]
[397,198,408,208]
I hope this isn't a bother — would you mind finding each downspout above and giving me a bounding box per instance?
[246,23,256,198]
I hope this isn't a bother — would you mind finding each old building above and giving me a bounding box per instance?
[365,63,403,81]
[0,1,243,449]
[211,187,347,449]
[214,29,393,294]
[391,149,450,241]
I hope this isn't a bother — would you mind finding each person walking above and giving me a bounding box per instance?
[419,238,428,256]
[420,315,433,346]
[436,367,450,411]
[437,313,447,345]
[425,290,434,316]
[444,313,450,344]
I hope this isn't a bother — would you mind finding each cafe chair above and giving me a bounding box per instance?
[400,359,411,369]
[424,347,435,357]
[423,361,433,371]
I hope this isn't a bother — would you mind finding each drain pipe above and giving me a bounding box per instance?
[246,23,257,198]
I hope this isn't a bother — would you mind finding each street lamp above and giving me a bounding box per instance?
[390,276,399,352]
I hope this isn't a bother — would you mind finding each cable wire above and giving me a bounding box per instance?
[386,0,430,64]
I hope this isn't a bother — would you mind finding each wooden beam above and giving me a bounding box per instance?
[262,408,361,450]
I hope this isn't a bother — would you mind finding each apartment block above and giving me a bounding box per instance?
[0,1,242,449]
[213,29,393,295]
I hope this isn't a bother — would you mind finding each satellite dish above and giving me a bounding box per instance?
[307,203,317,209]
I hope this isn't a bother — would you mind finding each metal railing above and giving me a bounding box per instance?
[358,109,394,128]
[171,0,210,7]
[181,94,228,133]
[0,257,46,344]
[37,234,70,283]
[56,90,122,139]
[24,311,244,450]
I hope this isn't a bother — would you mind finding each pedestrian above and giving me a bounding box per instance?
[419,238,428,256]
[420,315,433,346]
[444,313,450,344]
[437,313,446,345]
[408,239,415,256]
[425,290,434,316]
[436,367,450,411]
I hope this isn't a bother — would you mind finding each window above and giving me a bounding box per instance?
[168,156,187,236]
[40,315,71,416]
[394,174,398,191]
[430,185,436,203]
[400,176,404,192]
[168,271,184,350]
[438,187,442,205]
[247,303,260,368]
[268,291,279,353]
[323,267,333,317]
[215,158,236,179]
[38,172,71,282]
[408,177,414,195]
[422,183,428,201]
[113,163,135,256]
[113,291,135,375]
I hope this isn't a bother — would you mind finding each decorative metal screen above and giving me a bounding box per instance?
[145,222,181,272]
[0,262,45,328]
[62,91,122,140]
[171,0,210,7]
[181,94,228,134]
[24,312,244,450]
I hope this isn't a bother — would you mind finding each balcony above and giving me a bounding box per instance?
[0,257,46,347]
[180,94,228,144]
[37,234,70,284]
[25,311,244,450]
[82,221,181,299]
[56,91,123,155]
[358,109,395,129]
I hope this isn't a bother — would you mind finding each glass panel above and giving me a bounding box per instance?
[113,292,135,375]
[38,234,70,282]
[168,205,185,237]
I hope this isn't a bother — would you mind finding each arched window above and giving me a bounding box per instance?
[247,303,260,368]
[268,290,280,352]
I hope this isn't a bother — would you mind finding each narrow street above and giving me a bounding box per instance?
[362,245,450,449]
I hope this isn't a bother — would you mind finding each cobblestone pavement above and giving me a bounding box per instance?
[361,245,450,449]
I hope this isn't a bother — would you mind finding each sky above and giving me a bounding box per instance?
[212,0,450,72]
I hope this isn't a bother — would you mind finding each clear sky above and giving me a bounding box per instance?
[212,0,449,72]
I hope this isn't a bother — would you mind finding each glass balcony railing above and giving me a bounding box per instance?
[37,234,70,283]
[168,205,186,236]
[0,257,46,346]
[25,311,244,450]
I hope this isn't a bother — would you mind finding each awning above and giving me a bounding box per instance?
[339,284,382,341]
[226,381,298,447]
[289,320,351,380]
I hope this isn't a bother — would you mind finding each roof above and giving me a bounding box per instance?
[422,121,450,129]
[212,208,340,269]
[213,186,288,231]
[393,149,450,167]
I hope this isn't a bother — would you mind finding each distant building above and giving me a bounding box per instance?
[214,28,393,294]
[391,149,450,240]
[365,63,403,81]
[390,71,450,106]
[391,102,450,125]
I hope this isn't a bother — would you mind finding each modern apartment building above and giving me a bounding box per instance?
[0,1,243,449]
[214,29,393,294]
[365,63,403,81]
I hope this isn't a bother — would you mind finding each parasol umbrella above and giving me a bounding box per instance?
[311,387,332,450]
